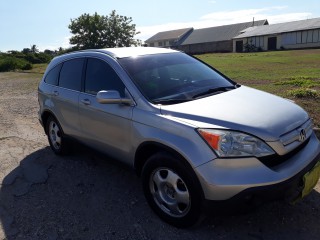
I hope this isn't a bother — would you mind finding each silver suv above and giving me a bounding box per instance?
[38,47,320,228]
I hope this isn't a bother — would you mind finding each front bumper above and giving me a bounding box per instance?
[195,132,320,201]
[203,154,320,214]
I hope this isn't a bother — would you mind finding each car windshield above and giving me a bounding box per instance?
[118,52,236,104]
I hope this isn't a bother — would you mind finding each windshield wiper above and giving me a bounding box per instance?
[152,98,191,105]
[192,85,238,99]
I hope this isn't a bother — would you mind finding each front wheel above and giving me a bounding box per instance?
[141,152,203,228]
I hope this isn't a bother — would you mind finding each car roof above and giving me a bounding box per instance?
[58,47,179,60]
[46,47,180,74]
[96,47,178,58]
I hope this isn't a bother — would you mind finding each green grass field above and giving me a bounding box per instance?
[196,49,320,127]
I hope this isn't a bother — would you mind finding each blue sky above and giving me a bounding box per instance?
[0,0,319,52]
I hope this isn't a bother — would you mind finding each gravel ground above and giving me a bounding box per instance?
[0,72,320,240]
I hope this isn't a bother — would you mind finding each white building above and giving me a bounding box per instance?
[145,28,193,48]
[233,18,320,52]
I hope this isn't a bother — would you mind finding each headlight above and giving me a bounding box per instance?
[198,129,275,157]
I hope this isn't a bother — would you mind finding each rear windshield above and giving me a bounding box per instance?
[118,52,235,104]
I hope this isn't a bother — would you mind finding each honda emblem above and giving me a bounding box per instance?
[299,129,306,142]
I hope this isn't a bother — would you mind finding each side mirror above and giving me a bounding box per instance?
[96,90,133,105]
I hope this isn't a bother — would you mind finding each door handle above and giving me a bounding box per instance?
[52,90,59,96]
[81,99,91,105]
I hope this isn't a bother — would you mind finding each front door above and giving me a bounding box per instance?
[236,41,243,52]
[78,58,134,163]
[268,37,277,50]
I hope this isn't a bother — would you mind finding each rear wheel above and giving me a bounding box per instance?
[46,116,69,155]
[141,152,203,228]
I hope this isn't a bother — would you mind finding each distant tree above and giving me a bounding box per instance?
[68,10,141,49]
[44,49,55,55]
[22,48,31,54]
[30,44,39,53]
[54,46,75,55]
[7,50,20,54]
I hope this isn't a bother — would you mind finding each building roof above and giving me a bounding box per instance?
[145,28,193,43]
[181,20,268,45]
[234,17,320,39]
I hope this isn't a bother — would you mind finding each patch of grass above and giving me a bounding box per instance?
[275,77,320,88]
[287,88,319,98]
[0,63,46,94]
[196,49,320,82]
[23,63,47,74]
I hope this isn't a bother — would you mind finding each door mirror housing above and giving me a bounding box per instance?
[96,90,133,105]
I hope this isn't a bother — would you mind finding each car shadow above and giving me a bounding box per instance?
[1,144,320,239]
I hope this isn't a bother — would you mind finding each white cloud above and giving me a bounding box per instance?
[267,13,313,24]
[61,36,72,48]
[38,36,71,51]
[136,6,313,42]
[200,7,287,20]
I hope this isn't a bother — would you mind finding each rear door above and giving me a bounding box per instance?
[51,58,84,137]
[78,57,134,162]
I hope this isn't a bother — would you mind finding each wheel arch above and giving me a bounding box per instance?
[41,110,58,135]
[134,141,197,179]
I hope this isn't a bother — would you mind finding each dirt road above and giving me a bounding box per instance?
[0,72,320,240]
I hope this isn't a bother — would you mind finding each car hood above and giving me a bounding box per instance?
[160,86,309,141]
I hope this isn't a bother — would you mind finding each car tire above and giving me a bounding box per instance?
[141,152,203,228]
[46,116,69,155]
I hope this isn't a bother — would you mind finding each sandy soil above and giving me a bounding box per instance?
[0,72,320,240]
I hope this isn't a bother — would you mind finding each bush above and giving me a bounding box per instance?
[0,58,17,71]
[0,56,33,72]
[6,52,52,64]
[287,88,318,98]
[243,43,258,52]
[275,77,319,88]
[24,53,48,64]
[21,62,33,70]
[0,49,52,72]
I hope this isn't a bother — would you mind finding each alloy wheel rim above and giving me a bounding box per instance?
[49,121,62,150]
[149,168,191,218]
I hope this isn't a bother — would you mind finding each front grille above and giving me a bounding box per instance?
[280,119,313,146]
[259,137,310,168]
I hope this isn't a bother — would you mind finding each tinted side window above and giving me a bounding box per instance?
[85,58,125,97]
[44,63,62,85]
[59,58,84,91]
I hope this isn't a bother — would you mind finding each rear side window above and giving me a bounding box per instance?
[44,64,62,85]
[59,58,84,91]
[85,58,125,97]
